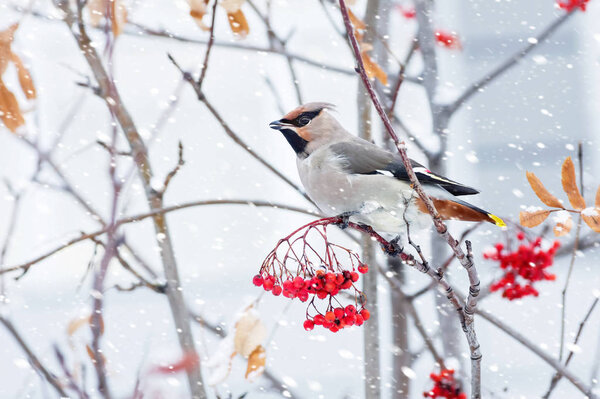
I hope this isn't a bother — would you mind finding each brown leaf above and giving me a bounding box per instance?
[0,24,18,76]
[245,345,265,380]
[361,52,388,86]
[11,53,36,100]
[188,0,210,30]
[87,0,105,27]
[110,0,128,37]
[0,80,24,132]
[348,9,366,30]
[553,213,573,237]
[234,309,266,358]
[519,209,551,228]
[227,9,249,37]
[582,208,600,233]
[596,185,600,208]
[526,171,563,208]
[67,316,90,336]
[561,157,586,210]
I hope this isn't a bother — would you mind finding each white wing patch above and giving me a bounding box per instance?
[376,169,394,177]
[413,167,456,185]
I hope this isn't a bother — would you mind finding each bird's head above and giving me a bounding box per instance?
[269,102,345,157]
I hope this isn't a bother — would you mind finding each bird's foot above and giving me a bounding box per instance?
[335,211,357,230]
[383,235,404,257]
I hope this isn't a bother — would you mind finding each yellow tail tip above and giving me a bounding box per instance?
[489,214,506,227]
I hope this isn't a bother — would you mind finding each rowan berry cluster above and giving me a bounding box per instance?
[255,218,371,333]
[423,369,466,399]
[484,232,559,300]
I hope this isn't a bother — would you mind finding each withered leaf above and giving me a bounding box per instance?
[188,0,210,30]
[0,80,24,132]
[227,9,249,37]
[553,213,572,237]
[245,345,265,380]
[561,157,586,210]
[596,185,600,208]
[234,309,266,358]
[67,314,104,336]
[0,24,18,76]
[582,208,600,233]
[519,209,551,228]
[348,9,366,30]
[87,0,127,36]
[526,171,563,208]
[362,52,388,86]
[110,0,128,37]
[11,53,36,100]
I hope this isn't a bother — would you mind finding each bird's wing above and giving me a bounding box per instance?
[329,141,479,196]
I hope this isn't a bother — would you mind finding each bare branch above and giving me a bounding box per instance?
[161,141,185,195]
[0,317,69,397]
[196,0,219,90]
[543,296,599,398]
[446,10,576,115]
[1,199,321,276]
[475,307,597,398]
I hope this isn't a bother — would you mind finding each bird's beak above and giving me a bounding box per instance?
[269,120,284,130]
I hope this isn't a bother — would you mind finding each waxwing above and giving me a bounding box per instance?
[269,102,505,233]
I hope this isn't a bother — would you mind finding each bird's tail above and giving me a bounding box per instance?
[416,197,506,227]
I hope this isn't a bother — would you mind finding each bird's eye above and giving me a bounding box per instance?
[298,116,311,126]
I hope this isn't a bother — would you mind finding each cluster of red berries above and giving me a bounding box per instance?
[303,305,371,333]
[484,232,559,300]
[253,267,367,301]
[423,369,466,399]
[557,0,590,12]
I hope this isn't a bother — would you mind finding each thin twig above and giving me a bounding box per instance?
[0,317,69,397]
[558,142,584,362]
[0,199,321,276]
[196,0,218,90]
[446,10,577,115]
[543,296,599,398]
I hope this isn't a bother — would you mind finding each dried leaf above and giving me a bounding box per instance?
[188,0,210,30]
[596,185,600,208]
[110,0,128,37]
[553,213,573,237]
[245,345,265,380]
[67,316,90,336]
[561,157,586,210]
[151,352,199,374]
[526,171,563,208]
[221,0,245,13]
[227,9,249,37]
[348,9,366,30]
[0,24,18,76]
[85,344,106,364]
[234,309,266,358]
[582,208,600,232]
[86,0,127,36]
[361,52,388,86]
[0,80,24,132]
[10,53,36,99]
[519,209,551,228]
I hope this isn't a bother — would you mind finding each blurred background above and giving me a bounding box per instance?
[0,0,599,398]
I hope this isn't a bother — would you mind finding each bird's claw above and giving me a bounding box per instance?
[335,212,356,230]
[383,236,403,257]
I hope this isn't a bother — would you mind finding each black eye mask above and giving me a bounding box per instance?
[280,110,322,128]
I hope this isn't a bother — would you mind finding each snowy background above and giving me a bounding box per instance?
[0,0,599,398]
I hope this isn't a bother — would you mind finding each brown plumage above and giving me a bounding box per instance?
[416,198,497,224]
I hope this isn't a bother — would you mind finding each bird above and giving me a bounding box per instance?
[269,102,505,234]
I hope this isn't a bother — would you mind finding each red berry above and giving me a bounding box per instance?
[316,290,328,299]
[272,285,282,296]
[313,315,326,325]
[350,272,359,282]
[345,305,356,315]
[263,279,274,291]
[293,276,304,289]
[357,264,369,274]
[325,273,336,283]
[298,290,309,302]
[355,314,364,326]
[303,320,314,331]
[329,326,339,333]
[517,231,525,241]
[325,311,336,322]
[324,282,336,292]
[252,275,263,286]
[334,308,344,319]
[343,315,356,326]
[360,309,371,321]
